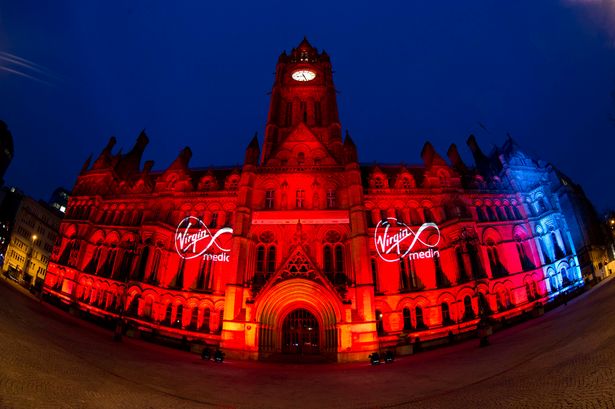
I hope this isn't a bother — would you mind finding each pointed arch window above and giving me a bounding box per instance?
[296,190,305,209]
[149,248,162,284]
[496,206,506,221]
[423,208,435,223]
[441,303,453,326]
[505,206,514,220]
[486,206,497,222]
[516,238,534,271]
[403,307,413,331]
[463,296,475,321]
[326,189,336,209]
[487,240,507,278]
[415,306,426,329]
[265,190,275,209]
[196,257,213,290]
[551,232,565,260]
[267,245,276,275]
[476,206,487,222]
[202,308,211,333]
[456,247,469,283]
[256,245,266,274]
[513,206,523,219]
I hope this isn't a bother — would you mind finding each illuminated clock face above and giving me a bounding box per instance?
[292,70,316,82]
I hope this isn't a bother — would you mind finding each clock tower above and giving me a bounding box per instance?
[261,38,343,164]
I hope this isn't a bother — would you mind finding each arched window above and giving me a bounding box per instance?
[297,152,305,166]
[410,208,422,225]
[135,245,150,281]
[374,178,384,189]
[516,238,534,271]
[549,271,560,292]
[264,190,275,209]
[403,307,412,331]
[189,307,200,331]
[400,259,409,290]
[441,303,452,326]
[456,247,468,283]
[487,241,507,278]
[256,245,266,274]
[560,267,571,286]
[486,207,497,222]
[463,296,475,321]
[326,189,336,209]
[324,246,333,276]
[434,254,450,288]
[196,258,213,290]
[467,242,484,279]
[174,304,183,328]
[85,245,102,274]
[173,257,185,289]
[149,248,162,284]
[202,308,211,333]
[267,245,276,275]
[141,297,153,319]
[496,206,506,221]
[296,190,305,208]
[538,237,552,264]
[334,245,344,274]
[476,206,486,222]
[525,282,535,302]
[164,303,173,326]
[505,206,514,220]
[423,208,435,223]
[215,309,224,334]
[513,206,523,219]
[551,232,565,260]
[415,306,426,329]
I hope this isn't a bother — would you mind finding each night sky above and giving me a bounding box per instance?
[1,1,614,211]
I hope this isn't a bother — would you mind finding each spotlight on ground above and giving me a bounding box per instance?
[369,352,381,365]
[214,349,225,363]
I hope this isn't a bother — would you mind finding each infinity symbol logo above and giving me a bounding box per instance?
[374,218,441,262]
[175,216,233,260]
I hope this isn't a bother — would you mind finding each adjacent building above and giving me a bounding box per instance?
[1,187,63,287]
[43,39,600,362]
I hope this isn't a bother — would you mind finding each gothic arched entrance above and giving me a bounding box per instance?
[282,308,320,355]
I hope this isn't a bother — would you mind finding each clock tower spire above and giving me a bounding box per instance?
[261,38,343,164]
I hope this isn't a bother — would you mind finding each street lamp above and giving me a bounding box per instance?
[22,234,37,286]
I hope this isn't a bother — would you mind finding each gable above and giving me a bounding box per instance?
[266,123,338,166]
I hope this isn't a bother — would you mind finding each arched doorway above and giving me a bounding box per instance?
[282,309,320,355]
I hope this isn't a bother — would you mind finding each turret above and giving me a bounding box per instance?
[244,133,260,166]
[447,144,468,173]
[421,142,447,168]
[90,136,116,170]
[343,130,358,164]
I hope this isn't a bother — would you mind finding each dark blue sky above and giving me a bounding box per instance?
[1,1,614,211]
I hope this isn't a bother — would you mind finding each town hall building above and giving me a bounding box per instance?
[43,39,586,362]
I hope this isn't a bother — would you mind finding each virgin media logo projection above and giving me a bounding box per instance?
[175,216,233,262]
[374,218,441,262]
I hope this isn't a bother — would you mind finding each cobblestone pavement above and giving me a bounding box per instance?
[1,278,615,409]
